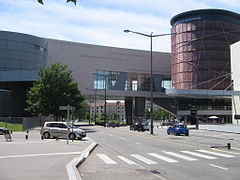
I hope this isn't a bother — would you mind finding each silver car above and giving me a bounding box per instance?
[40,122,86,140]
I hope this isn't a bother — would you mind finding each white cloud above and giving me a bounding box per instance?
[0,0,239,52]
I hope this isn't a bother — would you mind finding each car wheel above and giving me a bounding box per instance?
[43,132,50,139]
[167,131,170,135]
[78,137,82,140]
[69,133,76,140]
[186,133,189,136]
[174,131,178,136]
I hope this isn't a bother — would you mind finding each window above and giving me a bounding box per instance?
[132,80,138,91]
[35,45,46,52]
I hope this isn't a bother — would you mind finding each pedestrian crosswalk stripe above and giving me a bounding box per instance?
[97,154,117,164]
[163,151,198,161]
[181,151,217,160]
[117,156,137,165]
[131,154,158,164]
[148,153,178,163]
[196,150,235,158]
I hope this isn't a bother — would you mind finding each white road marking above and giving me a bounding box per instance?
[136,142,142,145]
[97,154,117,164]
[0,141,51,145]
[108,134,113,137]
[148,153,178,163]
[131,154,158,164]
[181,151,217,160]
[212,148,240,156]
[196,150,235,158]
[119,137,126,140]
[209,164,229,171]
[0,152,81,159]
[163,151,198,161]
[232,147,240,151]
[117,156,137,165]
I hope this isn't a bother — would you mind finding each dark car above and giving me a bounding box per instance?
[167,124,189,136]
[0,127,10,135]
[131,122,150,132]
[107,121,117,127]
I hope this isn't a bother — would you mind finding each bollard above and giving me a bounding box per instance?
[227,143,231,149]
[41,135,44,140]
[25,129,29,140]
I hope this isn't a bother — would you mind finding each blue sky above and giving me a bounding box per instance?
[0,0,239,52]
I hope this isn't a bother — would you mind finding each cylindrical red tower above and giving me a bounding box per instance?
[170,9,240,90]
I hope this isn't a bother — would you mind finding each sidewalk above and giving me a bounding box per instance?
[0,130,94,180]
[199,124,240,134]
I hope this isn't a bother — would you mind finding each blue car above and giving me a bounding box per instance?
[167,124,189,136]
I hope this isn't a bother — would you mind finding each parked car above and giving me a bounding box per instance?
[40,122,86,140]
[106,121,116,127]
[132,122,150,132]
[167,124,189,136]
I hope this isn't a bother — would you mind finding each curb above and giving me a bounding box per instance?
[199,128,240,134]
[66,141,98,180]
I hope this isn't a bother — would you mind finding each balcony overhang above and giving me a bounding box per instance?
[166,89,240,99]
[0,89,12,93]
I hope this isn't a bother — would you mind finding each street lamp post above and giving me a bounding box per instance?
[124,29,174,135]
[92,73,108,127]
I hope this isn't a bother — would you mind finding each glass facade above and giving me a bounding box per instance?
[93,70,171,92]
[0,31,47,116]
[171,9,240,90]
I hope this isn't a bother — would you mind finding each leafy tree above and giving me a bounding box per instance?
[144,108,150,118]
[38,0,77,5]
[153,109,168,119]
[26,62,84,120]
[75,100,89,119]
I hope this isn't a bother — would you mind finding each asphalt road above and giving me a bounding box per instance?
[79,126,240,180]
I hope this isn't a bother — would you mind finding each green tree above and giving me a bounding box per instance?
[75,100,89,119]
[38,0,77,5]
[26,62,84,120]
[153,109,168,119]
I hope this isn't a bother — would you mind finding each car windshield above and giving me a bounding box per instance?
[176,125,187,128]
[66,123,76,128]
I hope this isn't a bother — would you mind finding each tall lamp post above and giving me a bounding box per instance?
[124,29,174,135]
[92,72,108,127]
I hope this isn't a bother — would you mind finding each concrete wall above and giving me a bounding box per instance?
[231,41,240,125]
[46,39,171,98]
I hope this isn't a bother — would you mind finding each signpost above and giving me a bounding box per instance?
[59,105,75,122]
[59,105,75,143]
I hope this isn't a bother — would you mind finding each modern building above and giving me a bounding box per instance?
[1,9,240,125]
[0,30,172,125]
[0,31,47,117]
[89,101,126,121]
[231,41,240,125]
[169,9,240,124]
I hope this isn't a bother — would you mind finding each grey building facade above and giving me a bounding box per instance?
[231,41,240,125]
[0,31,172,123]
[0,31,47,117]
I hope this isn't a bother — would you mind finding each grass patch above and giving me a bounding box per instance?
[0,122,23,131]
